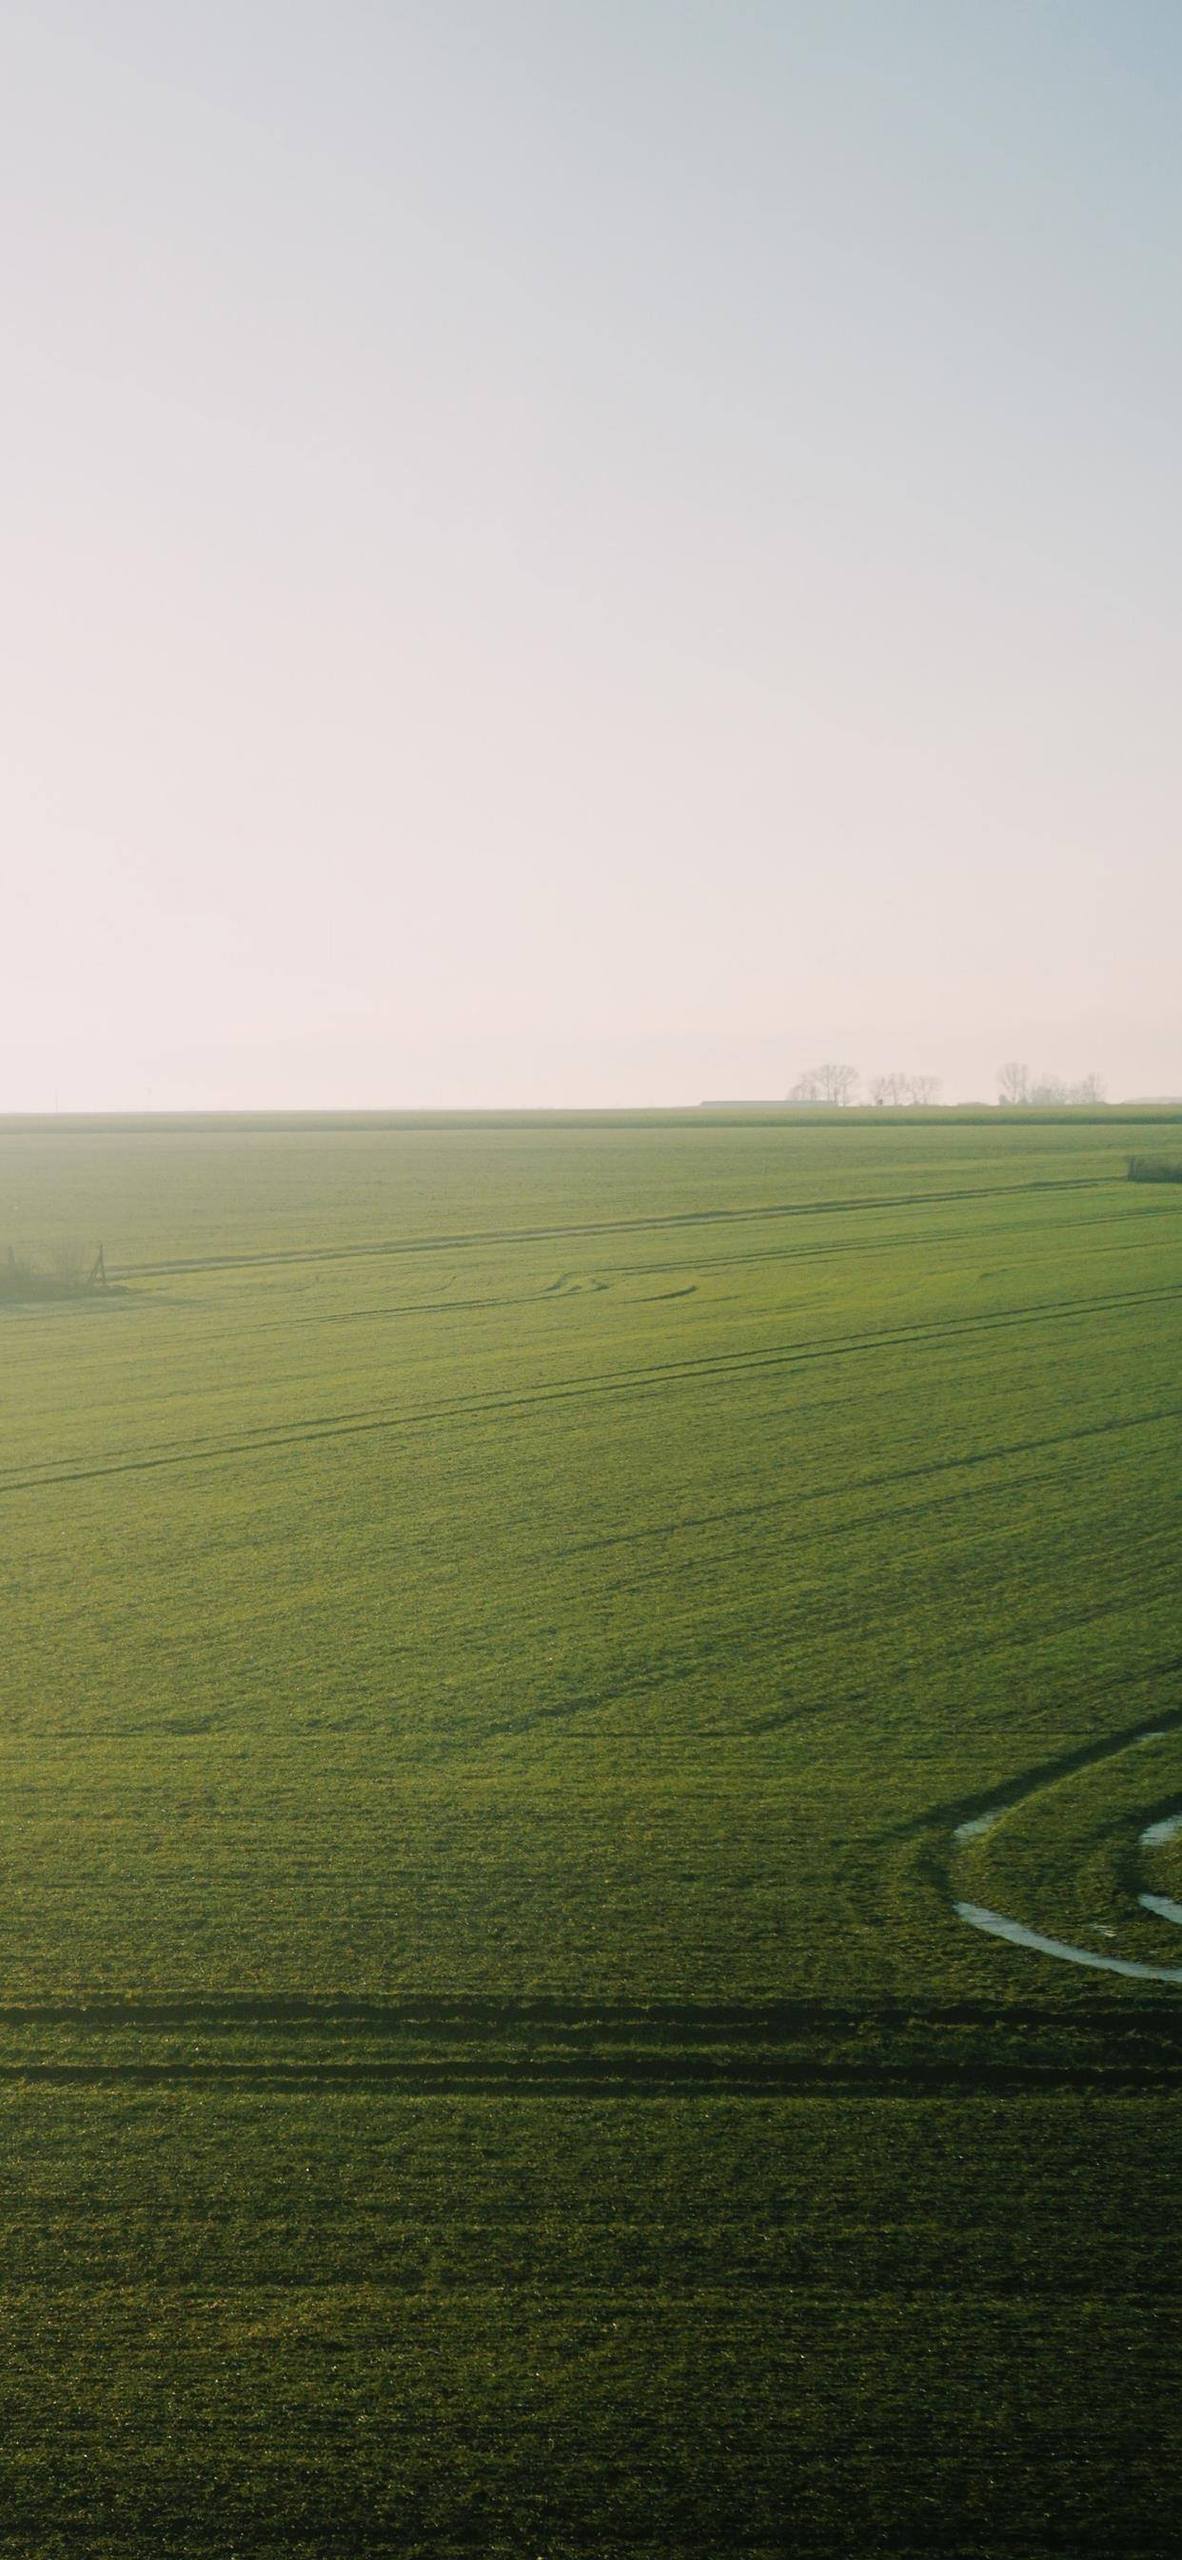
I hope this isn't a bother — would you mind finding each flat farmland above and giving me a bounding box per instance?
[1,1111,1180,2555]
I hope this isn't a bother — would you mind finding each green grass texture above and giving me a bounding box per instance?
[1,1111,1179,2554]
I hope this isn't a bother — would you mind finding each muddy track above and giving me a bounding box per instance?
[902,1706,1182,1854]
[932,1715,1182,1986]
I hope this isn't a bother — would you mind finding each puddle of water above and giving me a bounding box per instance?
[952,1810,1003,1844]
[1140,1892,1182,1930]
[954,1900,1182,1985]
[1141,1810,1182,1850]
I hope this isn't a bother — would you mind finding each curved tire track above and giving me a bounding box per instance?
[946,1718,1182,1985]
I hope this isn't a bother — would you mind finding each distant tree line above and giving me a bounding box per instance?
[997,1063,1105,1105]
[785,1063,1109,1108]
[868,1072,941,1107]
[787,1065,939,1107]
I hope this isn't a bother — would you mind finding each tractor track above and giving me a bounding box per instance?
[2,1282,1177,1501]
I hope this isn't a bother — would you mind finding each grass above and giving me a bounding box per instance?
[1,2086,1176,2557]
[0,1108,1179,2553]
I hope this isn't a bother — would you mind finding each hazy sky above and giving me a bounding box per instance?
[4,0,1180,1108]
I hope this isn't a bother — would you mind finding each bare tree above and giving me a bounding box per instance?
[788,1072,821,1102]
[45,1238,88,1283]
[1002,1065,1106,1106]
[815,1062,859,1106]
[1037,1073,1106,1105]
[905,1074,940,1107]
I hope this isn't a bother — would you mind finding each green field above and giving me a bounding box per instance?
[1,1110,1179,2555]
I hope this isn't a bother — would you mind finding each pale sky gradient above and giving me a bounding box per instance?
[4,1,1180,1108]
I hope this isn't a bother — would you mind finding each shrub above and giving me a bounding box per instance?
[0,1243,106,1302]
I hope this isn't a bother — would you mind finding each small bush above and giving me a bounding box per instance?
[1127,1156,1182,1184]
[0,1243,106,1302]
